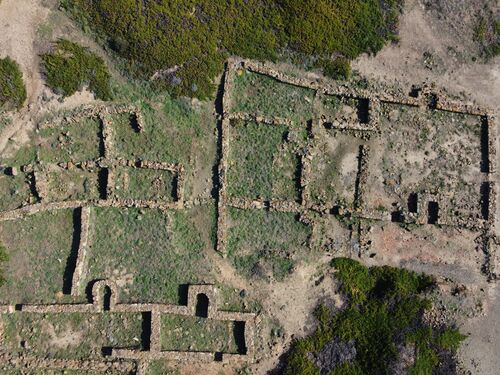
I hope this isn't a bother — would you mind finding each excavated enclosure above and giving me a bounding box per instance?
[0,58,498,374]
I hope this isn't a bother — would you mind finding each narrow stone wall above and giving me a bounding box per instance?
[70,206,91,296]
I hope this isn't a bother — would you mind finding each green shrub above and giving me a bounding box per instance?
[316,57,351,80]
[62,0,402,98]
[0,56,27,110]
[437,327,467,350]
[41,39,111,100]
[284,259,464,374]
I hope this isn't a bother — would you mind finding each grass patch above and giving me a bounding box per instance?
[160,314,239,353]
[44,168,102,203]
[106,91,209,165]
[0,242,8,287]
[230,70,314,122]
[146,361,179,375]
[38,116,102,163]
[227,120,299,201]
[0,56,26,110]
[0,209,75,303]
[0,312,143,359]
[217,284,262,313]
[85,207,211,303]
[283,258,465,374]
[226,208,311,280]
[41,39,111,100]
[0,171,33,212]
[62,0,401,98]
[112,167,176,201]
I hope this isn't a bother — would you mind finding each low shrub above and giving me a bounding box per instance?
[41,39,111,100]
[316,57,352,80]
[283,259,465,374]
[62,0,402,98]
[0,56,27,110]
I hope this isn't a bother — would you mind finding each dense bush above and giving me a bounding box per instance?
[316,57,352,80]
[0,57,27,110]
[61,0,402,98]
[41,39,111,100]
[282,258,465,374]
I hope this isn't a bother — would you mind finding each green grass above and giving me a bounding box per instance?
[226,208,311,280]
[0,312,143,360]
[85,207,211,303]
[107,84,212,168]
[227,120,299,201]
[160,314,239,353]
[146,361,179,375]
[0,242,8,287]
[38,116,103,163]
[283,258,464,374]
[231,70,314,123]
[112,167,176,201]
[217,284,262,313]
[0,56,26,110]
[62,0,402,98]
[0,209,75,304]
[44,168,102,203]
[0,171,33,212]
[41,39,111,100]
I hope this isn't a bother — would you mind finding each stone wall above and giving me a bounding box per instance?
[216,57,498,273]
[0,283,256,373]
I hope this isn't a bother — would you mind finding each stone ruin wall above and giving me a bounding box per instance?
[216,57,499,274]
[0,283,257,374]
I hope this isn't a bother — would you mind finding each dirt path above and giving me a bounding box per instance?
[0,0,49,154]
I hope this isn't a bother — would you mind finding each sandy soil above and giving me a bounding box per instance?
[353,0,500,111]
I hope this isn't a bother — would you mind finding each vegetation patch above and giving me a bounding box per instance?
[41,39,111,100]
[160,314,240,353]
[146,361,178,375]
[38,117,103,163]
[227,120,300,201]
[85,207,211,304]
[309,133,361,208]
[0,209,75,304]
[283,258,465,374]
[0,171,33,212]
[473,8,500,59]
[44,168,102,203]
[62,0,402,98]
[226,208,311,280]
[0,312,143,359]
[0,56,26,110]
[107,95,209,165]
[0,242,8,287]
[112,167,176,201]
[231,70,314,122]
[217,284,262,313]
